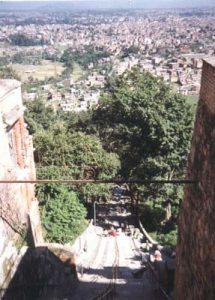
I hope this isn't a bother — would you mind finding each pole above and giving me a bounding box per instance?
[0,179,197,185]
[94,201,96,226]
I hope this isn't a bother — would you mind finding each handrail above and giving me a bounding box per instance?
[138,219,158,245]
[132,236,170,300]
[147,261,171,300]
[134,219,171,300]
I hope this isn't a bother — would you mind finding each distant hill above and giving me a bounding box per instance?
[0,1,109,11]
[1,1,215,11]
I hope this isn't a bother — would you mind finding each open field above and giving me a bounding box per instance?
[71,63,86,81]
[55,44,68,52]
[11,60,65,81]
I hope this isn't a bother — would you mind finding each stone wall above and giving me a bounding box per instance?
[175,59,215,300]
[0,80,43,292]
[1,246,77,300]
[0,80,82,298]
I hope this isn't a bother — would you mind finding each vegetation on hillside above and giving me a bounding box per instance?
[60,46,110,70]
[24,68,194,246]
[90,69,193,243]
[10,33,48,47]
[40,185,87,243]
[0,66,21,81]
[25,101,120,243]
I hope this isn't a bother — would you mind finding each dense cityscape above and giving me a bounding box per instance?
[0,2,215,300]
[1,7,215,111]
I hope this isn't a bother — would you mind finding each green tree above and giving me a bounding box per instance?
[92,68,193,231]
[120,45,140,58]
[24,99,58,133]
[93,68,193,179]
[60,46,110,70]
[10,33,47,46]
[60,50,73,66]
[40,185,87,243]
[157,229,178,247]
[0,66,21,81]
[34,122,120,201]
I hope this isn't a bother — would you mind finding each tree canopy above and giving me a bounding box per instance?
[91,68,193,237]
[40,185,87,243]
[25,67,194,246]
[24,99,57,133]
[10,33,47,46]
[34,122,120,180]
[92,68,193,180]
[0,66,21,81]
[60,46,110,69]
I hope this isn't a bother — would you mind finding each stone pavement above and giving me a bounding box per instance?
[71,229,156,299]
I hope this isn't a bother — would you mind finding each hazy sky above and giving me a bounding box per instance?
[2,0,215,8]
[2,0,214,3]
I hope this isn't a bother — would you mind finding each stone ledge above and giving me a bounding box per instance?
[203,57,215,68]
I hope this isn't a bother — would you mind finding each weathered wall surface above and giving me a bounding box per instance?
[0,80,43,291]
[1,246,77,300]
[175,59,215,300]
[0,80,81,299]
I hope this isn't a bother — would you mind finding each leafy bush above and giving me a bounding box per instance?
[10,33,47,46]
[139,202,165,232]
[41,185,87,244]
[157,230,178,247]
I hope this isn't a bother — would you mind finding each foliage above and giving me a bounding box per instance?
[93,68,193,179]
[33,121,120,201]
[0,66,21,81]
[0,56,10,67]
[10,33,48,47]
[139,201,165,232]
[60,46,110,69]
[12,52,41,65]
[33,120,120,243]
[34,123,120,177]
[184,95,198,115]
[25,68,194,245]
[24,101,93,243]
[141,183,183,220]
[24,99,58,133]
[59,109,94,133]
[157,229,178,247]
[40,185,87,244]
[92,68,193,230]
[120,45,140,58]
[60,48,74,69]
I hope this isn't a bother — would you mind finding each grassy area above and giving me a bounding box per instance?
[55,44,68,52]
[185,94,199,106]
[184,95,199,114]
[148,232,158,241]
[11,60,64,81]
[71,63,86,81]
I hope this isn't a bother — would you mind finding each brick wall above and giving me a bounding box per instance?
[199,59,215,113]
[0,80,43,291]
[175,59,215,300]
